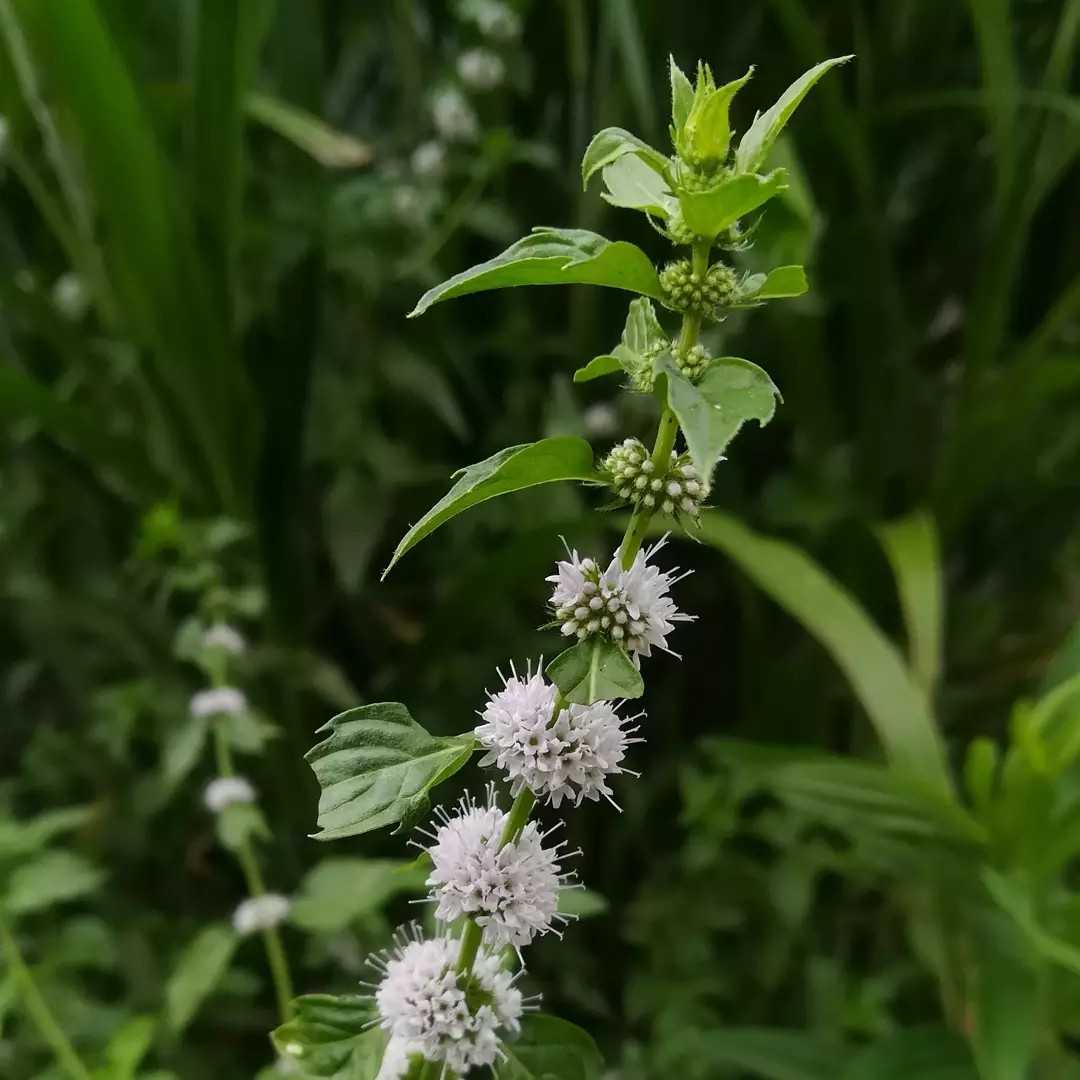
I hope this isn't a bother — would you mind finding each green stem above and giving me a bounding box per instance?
[0,922,91,1080]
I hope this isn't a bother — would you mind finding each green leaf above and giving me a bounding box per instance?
[164,923,238,1034]
[692,512,952,793]
[678,169,788,240]
[2,850,104,916]
[688,1028,847,1080]
[305,703,476,841]
[601,155,674,217]
[247,92,373,168]
[746,265,810,301]
[0,805,93,861]
[408,228,663,317]
[669,56,694,134]
[580,126,669,190]
[735,55,855,174]
[546,638,644,705]
[557,888,609,919]
[216,803,270,853]
[621,295,667,355]
[841,1028,976,1080]
[874,511,944,695]
[658,355,780,480]
[572,355,623,383]
[290,857,427,933]
[271,994,385,1078]
[97,1015,156,1080]
[983,868,1080,976]
[497,1014,603,1080]
[682,66,753,166]
[382,438,598,578]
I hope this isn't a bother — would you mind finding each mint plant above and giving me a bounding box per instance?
[275,54,851,1078]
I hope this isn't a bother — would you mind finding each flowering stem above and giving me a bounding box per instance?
[209,722,294,1021]
[0,921,92,1080]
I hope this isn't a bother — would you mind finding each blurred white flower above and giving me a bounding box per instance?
[51,272,90,321]
[476,663,642,808]
[419,788,575,950]
[410,140,447,179]
[432,87,478,142]
[372,925,523,1075]
[583,401,619,437]
[190,686,247,719]
[548,537,693,659]
[457,48,505,91]
[204,776,256,813]
[202,623,246,654]
[460,0,522,41]
[233,893,290,935]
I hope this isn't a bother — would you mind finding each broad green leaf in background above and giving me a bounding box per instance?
[735,55,855,174]
[271,994,384,1078]
[678,169,788,240]
[693,513,952,793]
[580,126,669,189]
[246,92,374,168]
[290,857,427,933]
[546,638,644,705]
[216,803,271,853]
[97,1015,156,1080]
[0,805,93,861]
[305,703,476,841]
[840,1027,976,1080]
[684,1028,846,1080]
[382,437,599,578]
[1,850,104,916]
[557,888,610,918]
[496,1014,604,1080]
[874,510,944,695]
[657,355,780,480]
[601,155,674,217]
[164,923,238,1034]
[408,228,663,317]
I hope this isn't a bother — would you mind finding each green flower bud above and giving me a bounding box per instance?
[601,440,709,519]
[676,63,753,170]
[674,342,712,382]
[659,259,739,319]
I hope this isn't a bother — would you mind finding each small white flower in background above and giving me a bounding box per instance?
[232,893,290,936]
[51,272,90,321]
[418,787,575,950]
[457,48,505,91]
[202,622,246,655]
[548,537,694,660]
[204,775,256,813]
[476,663,642,808]
[370,926,524,1075]
[410,140,447,179]
[460,0,522,41]
[432,87,479,143]
[583,401,619,438]
[391,185,422,221]
[190,686,247,719]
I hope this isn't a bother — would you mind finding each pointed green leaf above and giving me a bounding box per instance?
[246,92,373,168]
[546,638,643,705]
[679,169,788,240]
[601,155,674,217]
[749,264,809,300]
[305,703,476,841]
[290,857,427,933]
[669,56,694,134]
[580,126,669,189]
[408,228,662,317]
[735,55,855,174]
[573,355,623,383]
[841,1028,976,1080]
[164,923,238,1034]
[382,438,599,578]
[99,1015,156,1080]
[496,1014,604,1080]
[658,355,780,480]
[688,1027,847,1079]
[0,806,94,861]
[622,296,667,355]
[683,67,753,166]
[2,850,104,916]
[272,994,386,1078]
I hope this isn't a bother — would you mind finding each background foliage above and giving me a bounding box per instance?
[2,1,1079,1077]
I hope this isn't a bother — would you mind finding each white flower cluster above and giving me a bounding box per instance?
[419,789,574,951]
[458,0,522,40]
[190,686,247,719]
[457,47,505,91]
[202,622,246,654]
[548,538,694,659]
[233,893,290,936]
[204,775,256,813]
[476,664,641,808]
[372,927,523,1077]
[432,86,478,143]
[603,439,707,517]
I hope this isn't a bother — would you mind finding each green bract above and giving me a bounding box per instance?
[678,64,753,169]
[271,994,386,1077]
[305,702,476,840]
[546,637,645,705]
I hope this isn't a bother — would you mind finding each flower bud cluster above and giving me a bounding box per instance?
[659,258,739,318]
[602,439,707,518]
[675,342,712,382]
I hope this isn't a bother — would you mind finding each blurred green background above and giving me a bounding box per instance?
[2,1,1079,1077]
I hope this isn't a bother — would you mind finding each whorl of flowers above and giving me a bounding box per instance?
[602,439,708,519]
[548,537,694,659]
[202,622,246,654]
[418,788,575,950]
[659,258,739,318]
[370,926,524,1076]
[232,893,290,936]
[204,775,256,813]
[476,663,641,809]
[190,686,247,719]
[457,47,505,91]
